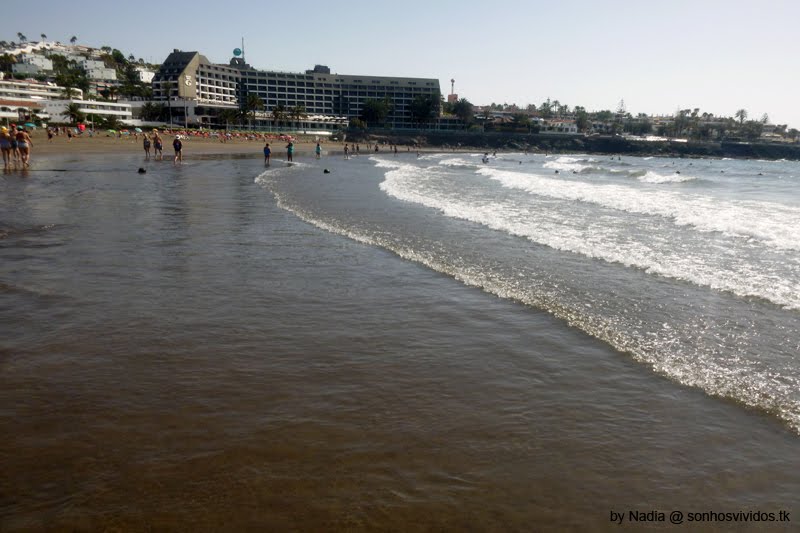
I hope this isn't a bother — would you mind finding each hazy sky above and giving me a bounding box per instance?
[5,0,799,127]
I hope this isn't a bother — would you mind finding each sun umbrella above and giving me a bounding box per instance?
[107,129,117,133]
[134,127,142,133]
[24,122,36,128]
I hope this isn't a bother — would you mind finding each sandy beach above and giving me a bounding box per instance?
[19,129,327,158]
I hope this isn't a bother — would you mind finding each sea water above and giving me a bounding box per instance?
[265,152,800,434]
[1,152,798,529]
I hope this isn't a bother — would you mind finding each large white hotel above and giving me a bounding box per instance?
[152,50,444,130]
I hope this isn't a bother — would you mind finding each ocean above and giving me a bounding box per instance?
[1,150,798,530]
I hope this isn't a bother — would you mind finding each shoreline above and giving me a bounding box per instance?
[11,129,800,162]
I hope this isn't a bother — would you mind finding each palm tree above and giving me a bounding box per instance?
[735,109,748,124]
[161,79,174,124]
[217,108,239,130]
[17,33,27,44]
[61,84,76,99]
[290,105,306,130]
[40,33,47,42]
[272,104,286,129]
[70,36,77,45]
[244,94,264,129]
[65,103,85,125]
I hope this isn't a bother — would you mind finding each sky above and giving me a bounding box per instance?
[4,0,799,128]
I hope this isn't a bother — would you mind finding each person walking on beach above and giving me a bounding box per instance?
[286,141,294,162]
[143,134,151,160]
[9,124,19,165]
[15,126,33,168]
[263,142,271,165]
[315,142,322,159]
[152,129,163,160]
[173,136,183,164]
[0,127,12,169]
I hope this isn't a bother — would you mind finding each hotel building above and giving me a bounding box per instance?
[0,78,83,123]
[152,50,442,130]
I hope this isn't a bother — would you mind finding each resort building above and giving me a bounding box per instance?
[0,79,85,123]
[152,50,442,130]
[81,59,117,82]
[43,99,133,125]
[12,53,54,76]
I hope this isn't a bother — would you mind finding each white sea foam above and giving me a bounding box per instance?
[375,161,800,310]
[438,157,477,167]
[477,167,800,251]
[543,156,593,173]
[638,170,697,183]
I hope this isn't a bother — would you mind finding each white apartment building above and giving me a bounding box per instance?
[0,79,86,123]
[135,66,155,84]
[81,59,117,81]
[44,99,133,124]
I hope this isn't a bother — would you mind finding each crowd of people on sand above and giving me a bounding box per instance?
[1,124,34,169]
[3,121,426,171]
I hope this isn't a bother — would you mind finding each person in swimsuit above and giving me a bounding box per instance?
[152,129,163,160]
[15,126,33,167]
[315,142,322,159]
[0,126,12,168]
[263,142,271,165]
[172,136,183,163]
[286,142,294,162]
[143,134,151,159]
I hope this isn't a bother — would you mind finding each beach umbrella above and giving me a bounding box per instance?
[107,129,116,133]
[24,122,36,128]
[134,127,142,133]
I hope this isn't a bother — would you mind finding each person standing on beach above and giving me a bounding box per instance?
[15,126,33,168]
[286,141,294,162]
[143,134,151,160]
[173,136,183,164]
[344,143,349,159]
[152,130,163,160]
[264,142,271,165]
[9,124,19,165]
[315,142,322,159]
[0,127,12,168]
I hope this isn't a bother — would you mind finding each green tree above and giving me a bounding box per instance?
[735,108,748,124]
[216,108,239,130]
[361,98,391,127]
[40,33,46,42]
[451,98,473,128]
[574,107,589,132]
[510,112,531,132]
[410,94,439,127]
[243,93,264,128]
[741,120,763,141]
[0,53,16,74]
[140,102,163,121]
[64,103,85,125]
[61,83,77,99]
[290,105,306,129]
[17,33,27,44]
[70,36,77,45]
[271,104,286,128]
